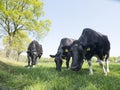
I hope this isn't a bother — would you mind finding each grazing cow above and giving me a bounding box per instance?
[68,28,110,75]
[50,38,75,71]
[27,40,43,68]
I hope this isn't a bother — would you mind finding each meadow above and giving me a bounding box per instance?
[0,56,120,90]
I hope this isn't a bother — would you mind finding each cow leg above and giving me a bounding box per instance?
[27,55,31,68]
[106,60,110,72]
[31,56,34,67]
[98,60,107,75]
[87,60,93,75]
[66,57,70,70]
[31,58,34,66]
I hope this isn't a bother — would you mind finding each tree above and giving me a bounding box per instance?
[0,0,51,57]
[3,31,31,60]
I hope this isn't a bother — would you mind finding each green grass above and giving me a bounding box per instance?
[0,57,120,90]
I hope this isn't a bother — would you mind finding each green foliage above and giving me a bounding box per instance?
[3,31,31,52]
[0,0,51,47]
[109,57,116,62]
[0,57,120,90]
[12,31,31,52]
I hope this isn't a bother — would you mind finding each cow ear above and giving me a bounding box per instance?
[49,55,55,58]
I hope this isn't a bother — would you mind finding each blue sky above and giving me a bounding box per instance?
[40,0,120,57]
[0,0,120,57]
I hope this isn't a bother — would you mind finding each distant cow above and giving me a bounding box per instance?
[27,40,43,68]
[50,38,75,71]
[67,28,110,75]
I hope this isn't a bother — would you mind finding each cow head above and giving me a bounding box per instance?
[27,50,38,66]
[50,53,63,71]
[68,40,84,71]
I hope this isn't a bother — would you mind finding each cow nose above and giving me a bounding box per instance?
[56,68,61,72]
[71,66,80,71]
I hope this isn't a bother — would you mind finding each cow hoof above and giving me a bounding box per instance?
[104,72,107,76]
[89,73,93,75]
[89,71,93,75]
[32,65,35,68]
[66,68,70,70]
[27,66,30,69]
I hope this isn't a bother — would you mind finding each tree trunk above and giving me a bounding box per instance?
[6,48,10,57]
[17,52,22,61]
[6,35,13,58]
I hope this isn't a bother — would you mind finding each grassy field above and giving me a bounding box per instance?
[0,56,120,90]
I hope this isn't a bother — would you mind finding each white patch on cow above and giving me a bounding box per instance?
[98,60,107,76]
[33,52,37,55]
[87,60,93,75]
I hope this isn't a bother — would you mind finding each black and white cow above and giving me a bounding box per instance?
[50,38,75,71]
[27,40,43,68]
[68,28,110,75]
